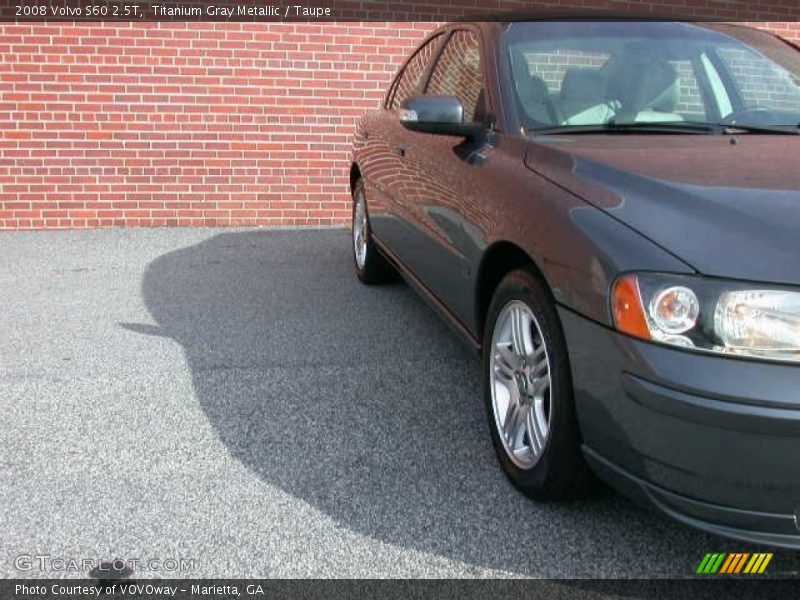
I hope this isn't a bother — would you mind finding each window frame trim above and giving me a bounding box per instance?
[691,51,723,122]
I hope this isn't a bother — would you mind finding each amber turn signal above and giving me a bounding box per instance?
[612,274,651,340]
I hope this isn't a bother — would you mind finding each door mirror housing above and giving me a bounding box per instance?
[399,95,487,139]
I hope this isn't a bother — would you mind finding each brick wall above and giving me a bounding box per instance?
[0,16,798,229]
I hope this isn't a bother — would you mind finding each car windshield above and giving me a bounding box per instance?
[503,21,800,133]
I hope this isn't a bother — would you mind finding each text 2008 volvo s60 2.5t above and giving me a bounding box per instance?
[349,19,800,547]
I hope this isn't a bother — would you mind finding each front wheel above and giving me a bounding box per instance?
[352,179,394,285]
[482,268,594,500]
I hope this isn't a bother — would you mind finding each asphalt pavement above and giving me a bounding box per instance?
[2,228,799,579]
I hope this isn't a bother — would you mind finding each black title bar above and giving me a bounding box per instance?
[2,0,799,22]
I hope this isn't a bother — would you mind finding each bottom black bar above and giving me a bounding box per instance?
[2,579,800,600]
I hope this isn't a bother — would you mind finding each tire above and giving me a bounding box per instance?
[482,268,594,500]
[352,179,394,285]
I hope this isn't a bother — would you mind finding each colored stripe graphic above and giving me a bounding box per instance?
[744,554,760,574]
[697,553,726,574]
[759,553,773,573]
[732,553,749,574]
[697,553,773,574]
[719,554,736,574]
[745,553,773,574]
[696,553,713,573]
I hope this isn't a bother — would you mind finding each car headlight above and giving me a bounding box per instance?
[611,273,800,363]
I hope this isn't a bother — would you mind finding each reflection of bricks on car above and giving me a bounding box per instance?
[720,47,800,112]
[427,31,483,122]
[391,32,445,110]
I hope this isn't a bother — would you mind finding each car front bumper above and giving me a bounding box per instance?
[559,306,800,548]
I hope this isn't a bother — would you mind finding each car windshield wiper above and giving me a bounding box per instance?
[530,121,718,135]
[722,123,800,135]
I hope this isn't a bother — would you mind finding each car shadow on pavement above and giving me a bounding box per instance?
[130,229,795,578]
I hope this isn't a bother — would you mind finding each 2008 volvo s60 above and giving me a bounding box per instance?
[349,19,800,547]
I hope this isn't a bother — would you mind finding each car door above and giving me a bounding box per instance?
[360,32,445,250]
[390,28,494,327]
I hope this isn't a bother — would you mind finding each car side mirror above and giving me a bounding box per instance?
[399,95,487,139]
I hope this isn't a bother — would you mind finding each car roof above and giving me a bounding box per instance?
[444,17,784,51]
[454,9,746,24]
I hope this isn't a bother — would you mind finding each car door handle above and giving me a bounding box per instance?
[394,146,406,157]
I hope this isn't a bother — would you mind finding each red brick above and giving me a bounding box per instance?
[0,17,797,229]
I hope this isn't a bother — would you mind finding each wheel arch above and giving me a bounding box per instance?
[474,241,553,341]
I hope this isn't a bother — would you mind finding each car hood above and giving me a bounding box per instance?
[525,134,800,285]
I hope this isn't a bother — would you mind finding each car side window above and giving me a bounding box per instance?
[388,34,443,110]
[426,30,484,122]
[716,46,800,114]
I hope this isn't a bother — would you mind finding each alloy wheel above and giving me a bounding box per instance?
[353,188,368,269]
[489,300,552,470]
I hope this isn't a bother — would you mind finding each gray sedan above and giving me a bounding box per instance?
[350,19,800,548]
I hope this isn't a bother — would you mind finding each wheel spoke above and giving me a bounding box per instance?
[503,397,525,446]
[494,344,517,381]
[510,307,530,359]
[527,402,549,456]
[526,408,543,456]
[531,356,548,377]
[532,374,550,398]
[533,395,550,440]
